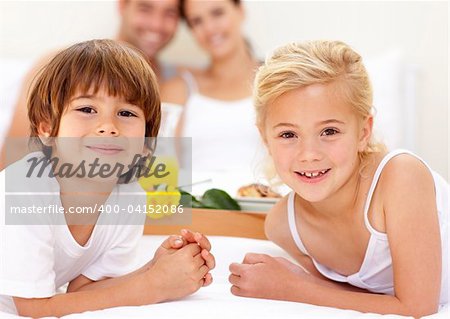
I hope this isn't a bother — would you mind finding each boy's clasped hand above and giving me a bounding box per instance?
[143,229,216,302]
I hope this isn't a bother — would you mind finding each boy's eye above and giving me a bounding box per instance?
[189,17,202,27]
[279,131,297,139]
[321,128,339,136]
[211,8,225,17]
[118,110,137,117]
[165,9,178,19]
[77,106,96,114]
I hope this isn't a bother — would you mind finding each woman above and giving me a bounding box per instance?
[161,0,264,177]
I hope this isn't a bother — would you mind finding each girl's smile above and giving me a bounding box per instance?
[295,168,331,184]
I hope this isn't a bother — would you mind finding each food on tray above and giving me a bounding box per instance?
[237,183,282,198]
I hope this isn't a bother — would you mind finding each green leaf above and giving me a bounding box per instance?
[178,188,241,210]
[201,188,241,211]
[179,190,201,207]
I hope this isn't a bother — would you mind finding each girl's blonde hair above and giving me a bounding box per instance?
[254,40,385,160]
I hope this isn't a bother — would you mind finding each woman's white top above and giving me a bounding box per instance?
[179,71,265,173]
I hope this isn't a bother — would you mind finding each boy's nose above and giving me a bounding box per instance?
[97,129,117,135]
[96,122,119,136]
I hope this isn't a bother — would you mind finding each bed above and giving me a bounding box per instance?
[0,52,446,319]
[1,210,447,319]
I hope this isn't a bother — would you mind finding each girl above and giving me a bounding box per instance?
[161,0,263,173]
[0,39,215,317]
[229,41,448,317]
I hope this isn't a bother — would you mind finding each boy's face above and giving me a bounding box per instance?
[50,87,147,180]
[119,0,180,59]
[263,82,372,203]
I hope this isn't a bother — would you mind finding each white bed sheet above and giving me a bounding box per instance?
[1,235,448,319]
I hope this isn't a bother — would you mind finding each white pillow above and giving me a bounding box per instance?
[0,58,33,146]
[364,50,417,151]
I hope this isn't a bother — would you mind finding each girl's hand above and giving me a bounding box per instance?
[228,253,309,300]
[272,256,310,276]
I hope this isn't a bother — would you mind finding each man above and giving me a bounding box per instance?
[117,0,180,81]
[1,0,180,170]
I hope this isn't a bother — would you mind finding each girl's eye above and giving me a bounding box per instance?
[118,110,137,117]
[321,128,339,136]
[279,131,297,139]
[77,106,96,114]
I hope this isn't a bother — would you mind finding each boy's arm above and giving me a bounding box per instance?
[14,243,209,317]
[14,272,160,318]
[68,230,215,292]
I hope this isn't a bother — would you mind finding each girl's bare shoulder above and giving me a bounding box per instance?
[378,153,434,193]
[376,153,436,220]
[265,195,290,244]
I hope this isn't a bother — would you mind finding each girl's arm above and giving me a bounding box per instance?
[231,155,441,318]
[264,196,367,292]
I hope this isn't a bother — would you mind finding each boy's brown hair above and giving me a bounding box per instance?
[28,39,161,147]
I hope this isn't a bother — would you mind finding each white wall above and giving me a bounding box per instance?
[0,0,447,180]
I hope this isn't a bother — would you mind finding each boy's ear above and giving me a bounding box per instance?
[358,116,373,152]
[38,122,52,145]
[142,145,152,158]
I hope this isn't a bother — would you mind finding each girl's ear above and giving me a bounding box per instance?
[118,0,127,16]
[257,126,272,156]
[237,2,246,20]
[257,126,266,144]
[358,116,373,152]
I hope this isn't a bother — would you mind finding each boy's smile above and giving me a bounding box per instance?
[85,143,125,156]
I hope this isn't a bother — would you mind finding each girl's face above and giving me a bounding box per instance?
[263,82,372,203]
[184,0,244,59]
[44,87,147,179]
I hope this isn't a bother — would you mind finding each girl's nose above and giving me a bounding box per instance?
[298,138,322,162]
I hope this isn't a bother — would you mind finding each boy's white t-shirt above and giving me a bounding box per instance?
[0,152,147,314]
